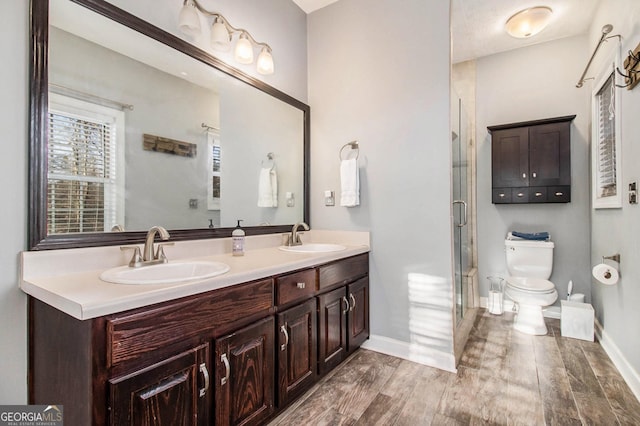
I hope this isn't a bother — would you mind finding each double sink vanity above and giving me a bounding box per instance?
[21,229,370,425]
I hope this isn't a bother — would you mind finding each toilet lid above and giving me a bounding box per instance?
[507,277,555,292]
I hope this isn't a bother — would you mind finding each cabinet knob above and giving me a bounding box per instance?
[535,192,543,197]
[522,173,527,179]
[296,282,305,289]
[532,172,537,178]
[555,192,564,196]
[499,193,505,198]
[517,193,525,197]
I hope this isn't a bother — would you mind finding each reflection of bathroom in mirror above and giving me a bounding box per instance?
[34,0,307,247]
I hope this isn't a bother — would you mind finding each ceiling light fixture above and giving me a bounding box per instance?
[178,0,274,75]
[505,6,553,39]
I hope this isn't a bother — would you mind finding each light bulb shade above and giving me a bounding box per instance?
[234,34,254,64]
[178,0,201,38]
[505,6,553,38]
[257,47,274,75]
[210,18,231,51]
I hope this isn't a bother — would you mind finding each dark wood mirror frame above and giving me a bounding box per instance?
[29,0,310,250]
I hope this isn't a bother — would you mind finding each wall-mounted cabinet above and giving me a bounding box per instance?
[489,115,575,204]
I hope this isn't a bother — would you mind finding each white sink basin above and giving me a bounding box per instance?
[278,243,346,253]
[100,260,230,285]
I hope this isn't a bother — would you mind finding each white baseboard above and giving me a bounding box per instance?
[479,297,561,319]
[361,334,457,373]
[595,319,640,402]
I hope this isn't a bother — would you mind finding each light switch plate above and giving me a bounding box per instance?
[324,190,335,206]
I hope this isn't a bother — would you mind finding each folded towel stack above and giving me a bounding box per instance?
[511,231,550,241]
[340,158,359,207]
[257,167,278,207]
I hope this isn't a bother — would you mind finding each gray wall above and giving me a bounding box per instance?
[308,0,454,351]
[0,0,307,403]
[0,0,28,404]
[476,35,592,306]
[588,0,640,385]
[219,83,304,227]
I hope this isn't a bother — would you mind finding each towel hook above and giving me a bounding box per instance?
[339,141,359,161]
[261,152,275,169]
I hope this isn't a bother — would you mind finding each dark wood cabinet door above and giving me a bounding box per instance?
[215,316,275,426]
[276,298,318,406]
[491,126,529,188]
[529,121,571,186]
[109,343,211,426]
[347,278,369,352]
[318,286,348,375]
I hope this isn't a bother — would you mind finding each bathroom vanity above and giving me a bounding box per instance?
[22,233,369,425]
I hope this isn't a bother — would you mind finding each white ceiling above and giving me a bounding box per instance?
[293,0,601,64]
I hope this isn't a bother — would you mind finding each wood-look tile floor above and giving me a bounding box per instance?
[269,309,640,425]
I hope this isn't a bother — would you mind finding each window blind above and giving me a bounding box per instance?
[595,72,617,198]
[47,110,117,233]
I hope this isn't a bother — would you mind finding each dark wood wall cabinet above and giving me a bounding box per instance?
[488,115,575,204]
[29,253,369,426]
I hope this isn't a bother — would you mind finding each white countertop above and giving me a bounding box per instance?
[20,230,369,320]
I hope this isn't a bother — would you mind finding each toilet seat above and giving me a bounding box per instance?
[506,276,555,293]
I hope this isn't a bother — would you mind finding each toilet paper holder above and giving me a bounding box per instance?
[602,253,621,264]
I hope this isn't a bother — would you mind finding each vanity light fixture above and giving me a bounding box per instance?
[178,0,275,75]
[505,6,553,39]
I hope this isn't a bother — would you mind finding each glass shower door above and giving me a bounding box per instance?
[452,95,471,325]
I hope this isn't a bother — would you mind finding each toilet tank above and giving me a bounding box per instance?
[505,237,554,279]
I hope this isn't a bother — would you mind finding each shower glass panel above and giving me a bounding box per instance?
[452,94,471,325]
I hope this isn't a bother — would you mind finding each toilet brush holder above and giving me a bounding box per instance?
[487,276,505,315]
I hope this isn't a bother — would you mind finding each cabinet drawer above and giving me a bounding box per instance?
[529,187,547,203]
[492,188,511,203]
[511,188,529,203]
[276,269,317,306]
[319,254,369,290]
[548,186,570,203]
[107,279,274,369]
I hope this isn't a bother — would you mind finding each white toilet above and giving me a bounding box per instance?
[504,233,558,335]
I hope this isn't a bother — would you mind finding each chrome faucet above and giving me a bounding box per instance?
[143,225,171,261]
[287,222,309,246]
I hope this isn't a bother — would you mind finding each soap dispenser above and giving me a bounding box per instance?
[232,220,245,256]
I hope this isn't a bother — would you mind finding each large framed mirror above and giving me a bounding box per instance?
[29,0,310,250]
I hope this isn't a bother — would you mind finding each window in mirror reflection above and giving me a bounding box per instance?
[208,130,221,212]
[47,93,125,233]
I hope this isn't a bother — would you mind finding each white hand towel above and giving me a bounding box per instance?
[258,167,278,207]
[340,158,359,207]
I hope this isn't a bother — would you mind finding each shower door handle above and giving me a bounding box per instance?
[453,200,467,228]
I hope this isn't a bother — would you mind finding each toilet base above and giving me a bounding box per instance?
[513,303,548,335]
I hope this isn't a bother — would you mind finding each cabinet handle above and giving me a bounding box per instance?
[199,363,209,398]
[522,173,526,179]
[280,324,289,351]
[220,354,230,386]
[349,294,356,312]
[535,192,543,197]
[517,192,525,198]
[342,296,349,314]
[499,193,505,198]
[555,192,564,196]
[296,282,305,289]
[532,172,537,178]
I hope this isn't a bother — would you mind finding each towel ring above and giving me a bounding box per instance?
[339,141,359,160]
[261,152,275,169]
